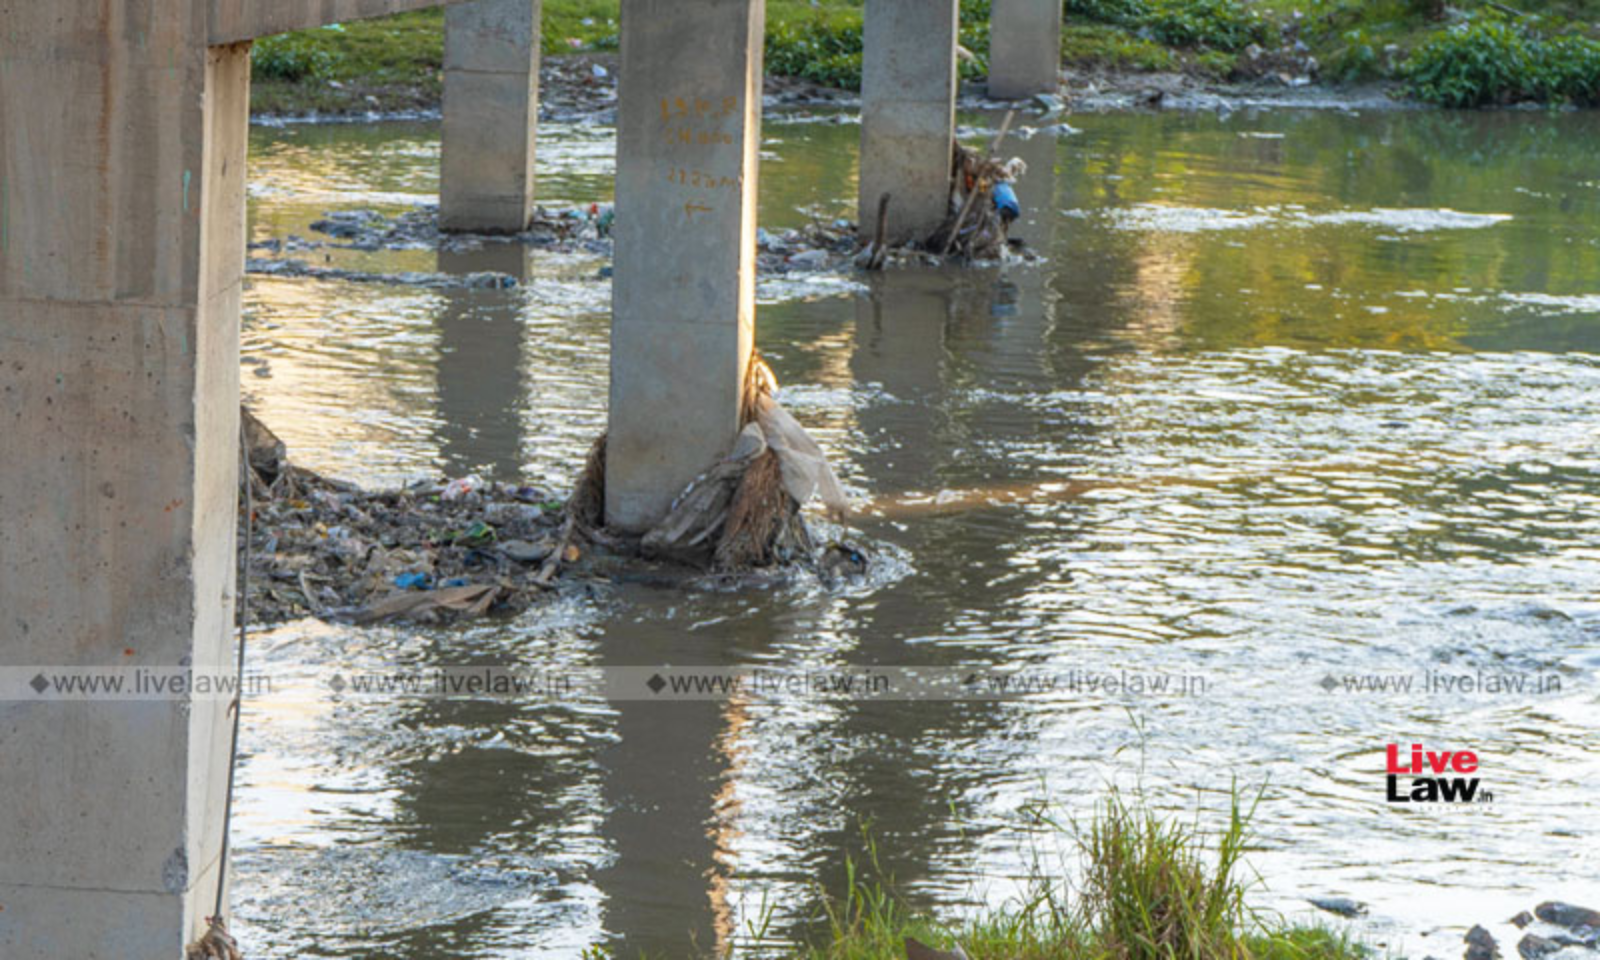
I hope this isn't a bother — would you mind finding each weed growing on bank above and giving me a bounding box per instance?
[800,787,1362,960]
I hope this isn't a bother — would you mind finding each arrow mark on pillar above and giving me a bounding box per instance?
[684,201,713,219]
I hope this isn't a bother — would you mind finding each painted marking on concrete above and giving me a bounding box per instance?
[667,167,738,190]
[683,201,712,219]
[182,170,192,213]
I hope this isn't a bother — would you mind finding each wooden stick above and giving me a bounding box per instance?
[940,110,1017,258]
[867,192,891,270]
[989,109,1017,156]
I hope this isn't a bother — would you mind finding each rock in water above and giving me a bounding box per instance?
[1309,897,1368,918]
[1466,925,1501,960]
[1510,912,1534,930]
[1517,935,1561,960]
[1553,929,1600,949]
[1536,903,1600,930]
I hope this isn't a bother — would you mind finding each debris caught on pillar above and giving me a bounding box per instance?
[235,391,867,627]
[552,355,866,581]
[926,110,1029,261]
[185,916,242,960]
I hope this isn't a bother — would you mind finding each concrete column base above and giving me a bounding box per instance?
[441,0,542,233]
[859,0,960,246]
[605,0,766,532]
[0,8,247,957]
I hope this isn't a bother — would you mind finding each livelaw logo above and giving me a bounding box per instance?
[1385,743,1493,804]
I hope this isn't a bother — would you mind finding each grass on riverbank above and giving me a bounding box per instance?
[247,0,1600,116]
[797,788,1362,960]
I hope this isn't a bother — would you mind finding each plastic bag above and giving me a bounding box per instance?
[753,393,848,518]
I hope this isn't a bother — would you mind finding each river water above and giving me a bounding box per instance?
[233,105,1600,959]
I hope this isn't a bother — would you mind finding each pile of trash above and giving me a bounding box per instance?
[566,355,869,584]
[538,53,618,122]
[247,203,872,283]
[237,383,869,625]
[857,116,1033,268]
[253,203,614,256]
[925,144,1027,260]
[238,408,580,625]
[757,221,861,273]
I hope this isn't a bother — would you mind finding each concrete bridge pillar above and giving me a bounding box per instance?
[605,0,766,531]
[0,6,246,957]
[858,0,960,247]
[988,0,1062,99]
[441,0,542,232]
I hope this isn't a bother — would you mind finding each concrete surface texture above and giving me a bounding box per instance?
[442,0,542,232]
[858,0,960,246]
[988,0,1063,98]
[0,4,249,955]
[210,0,465,43]
[606,0,765,532]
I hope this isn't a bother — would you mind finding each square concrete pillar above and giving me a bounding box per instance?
[605,0,765,532]
[858,0,959,247]
[441,0,542,233]
[0,8,246,958]
[989,0,1062,99]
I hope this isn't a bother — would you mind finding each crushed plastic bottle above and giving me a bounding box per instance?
[440,474,483,502]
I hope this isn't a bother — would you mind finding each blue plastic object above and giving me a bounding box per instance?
[992,181,1021,222]
[394,572,432,590]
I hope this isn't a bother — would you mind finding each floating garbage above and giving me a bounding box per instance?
[925,140,1028,260]
[237,388,870,626]
[184,916,242,960]
[563,355,867,582]
[440,475,482,502]
[991,180,1021,224]
[238,407,574,625]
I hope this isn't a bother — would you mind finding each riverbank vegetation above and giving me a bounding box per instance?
[798,789,1362,960]
[246,0,1600,116]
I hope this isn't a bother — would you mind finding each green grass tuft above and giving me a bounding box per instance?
[798,786,1367,960]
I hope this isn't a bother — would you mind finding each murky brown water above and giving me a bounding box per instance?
[234,107,1600,959]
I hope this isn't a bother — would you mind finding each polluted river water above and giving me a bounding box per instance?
[234,106,1600,959]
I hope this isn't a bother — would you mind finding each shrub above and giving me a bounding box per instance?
[1145,0,1269,51]
[764,1,993,92]
[1327,29,1384,82]
[1067,0,1154,25]
[1062,23,1180,71]
[959,0,994,81]
[765,12,866,90]
[1404,16,1532,106]
[252,33,335,82]
[1067,0,1267,52]
[1535,33,1600,104]
[1405,14,1600,107]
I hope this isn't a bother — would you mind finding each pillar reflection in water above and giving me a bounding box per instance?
[969,125,1063,400]
[435,244,531,480]
[592,619,738,957]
